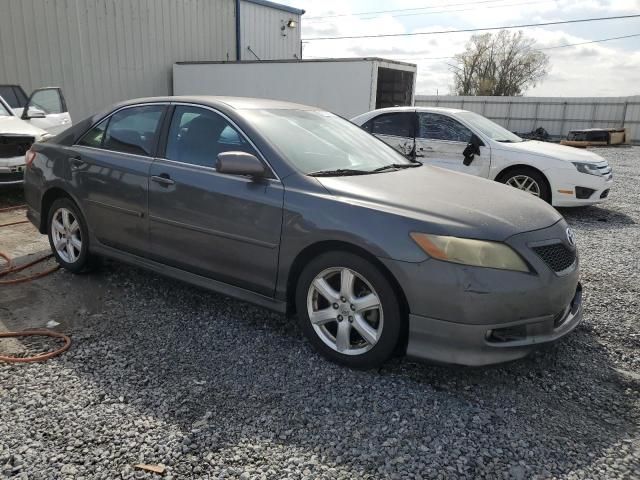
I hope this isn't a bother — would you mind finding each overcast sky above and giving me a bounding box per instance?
[278,0,640,97]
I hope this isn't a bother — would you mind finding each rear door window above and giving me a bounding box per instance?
[418,112,472,143]
[102,105,165,156]
[367,112,414,138]
[77,119,108,148]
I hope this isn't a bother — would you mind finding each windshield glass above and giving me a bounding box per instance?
[457,111,523,143]
[0,100,11,117]
[242,109,411,174]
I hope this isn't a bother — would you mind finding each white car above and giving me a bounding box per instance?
[0,85,72,136]
[351,107,613,207]
[0,95,52,187]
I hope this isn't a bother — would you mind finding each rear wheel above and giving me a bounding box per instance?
[295,251,403,369]
[47,198,94,273]
[498,167,551,203]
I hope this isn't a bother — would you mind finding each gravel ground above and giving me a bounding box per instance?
[1,147,639,479]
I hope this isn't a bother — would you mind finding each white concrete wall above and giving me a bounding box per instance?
[0,0,237,119]
[416,95,640,143]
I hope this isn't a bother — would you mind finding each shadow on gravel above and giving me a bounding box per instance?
[559,205,636,227]
[53,262,639,478]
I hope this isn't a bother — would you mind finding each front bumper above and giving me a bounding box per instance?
[406,284,582,366]
[549,166,613,207]
[380,219,581,366]
[0,156,26,186]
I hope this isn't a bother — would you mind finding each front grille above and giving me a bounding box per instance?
[0,171,24,182]
[0,135,34,159]
[532,243,576,272]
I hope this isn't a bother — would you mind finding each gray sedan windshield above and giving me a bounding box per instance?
[457,111,523,143]
[243,109,411,174]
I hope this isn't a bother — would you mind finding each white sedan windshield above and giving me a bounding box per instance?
[243,109,411,174]
[457,111,523,143]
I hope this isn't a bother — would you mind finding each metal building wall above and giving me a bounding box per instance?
[415,95,640,144]
[0,0,236,120]
[239,0,301,60]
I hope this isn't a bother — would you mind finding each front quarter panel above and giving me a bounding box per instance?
[275,174,429,300]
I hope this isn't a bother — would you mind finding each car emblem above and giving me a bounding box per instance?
[566,228,576,247]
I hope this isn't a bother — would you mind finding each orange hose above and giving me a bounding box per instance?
[0,204,60,284]
[0,330,71,363]
[0,205,70,362]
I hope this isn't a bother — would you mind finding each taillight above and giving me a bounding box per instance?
[25,149,37,168]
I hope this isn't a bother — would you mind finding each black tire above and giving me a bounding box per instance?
[47,198,94,273]
[497,167,551,204]
[295,251,403,369]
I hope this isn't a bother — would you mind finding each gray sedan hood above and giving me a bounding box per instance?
[315,165,562,241]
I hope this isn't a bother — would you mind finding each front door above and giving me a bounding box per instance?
[72,104,166,256]
[415,112,491,177]
[364,111,415,158]
[22,88,72,135]
[148,105,284,296]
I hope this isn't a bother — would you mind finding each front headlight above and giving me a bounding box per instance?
[572,162,601,176]
[410,233,529,272]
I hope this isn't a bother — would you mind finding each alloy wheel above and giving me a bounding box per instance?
[51,207,82,264]
[306,267,383,356]
[505,175,541,197]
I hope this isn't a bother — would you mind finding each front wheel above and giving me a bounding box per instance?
[498,167,551,204]
[295,251,403,369]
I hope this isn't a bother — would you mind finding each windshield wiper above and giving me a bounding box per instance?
[371,163,422,173]
[308,168,372,177]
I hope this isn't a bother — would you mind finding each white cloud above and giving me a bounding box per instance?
[287,0,640,97]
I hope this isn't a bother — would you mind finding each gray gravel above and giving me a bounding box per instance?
[1,146,639,479]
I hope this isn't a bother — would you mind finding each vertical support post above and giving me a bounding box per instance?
[235,0,241,61]
[621,101,628,128]
[560,101,568,139]
[533,101,540,131]
[505,101,512,129]
[590,103,598,128]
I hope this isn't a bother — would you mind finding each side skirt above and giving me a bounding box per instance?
[92,244,287,314]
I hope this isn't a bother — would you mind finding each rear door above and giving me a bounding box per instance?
[22,88,72,135]
[415,112,491,177]
[362,112,416,158]
[72,104,167,256]
[148,104,284,296]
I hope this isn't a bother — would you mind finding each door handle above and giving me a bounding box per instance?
[151,174,175,186]
[69,156,85,170]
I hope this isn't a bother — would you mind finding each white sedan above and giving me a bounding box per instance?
[351,107,613,207]
[0,95,52,187]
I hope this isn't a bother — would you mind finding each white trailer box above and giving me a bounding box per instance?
[173,58,417,118]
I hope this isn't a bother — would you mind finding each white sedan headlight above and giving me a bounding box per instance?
[572,162,602,176]
[410,233,529,272]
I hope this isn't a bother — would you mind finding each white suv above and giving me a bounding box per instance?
[352,107,613,207]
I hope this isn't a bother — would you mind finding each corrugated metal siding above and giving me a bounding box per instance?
[415,95,640,144]
[239,0,301,60]
[0,0,236,119]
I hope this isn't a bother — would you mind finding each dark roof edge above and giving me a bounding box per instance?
[175,57,417,67]
[242,0,305,15]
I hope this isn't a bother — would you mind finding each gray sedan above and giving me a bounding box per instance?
[24,96,582,368]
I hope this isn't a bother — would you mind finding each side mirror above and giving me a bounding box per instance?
[216,151,267,178]
[463,134,483,166]
[24,107,46,119]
